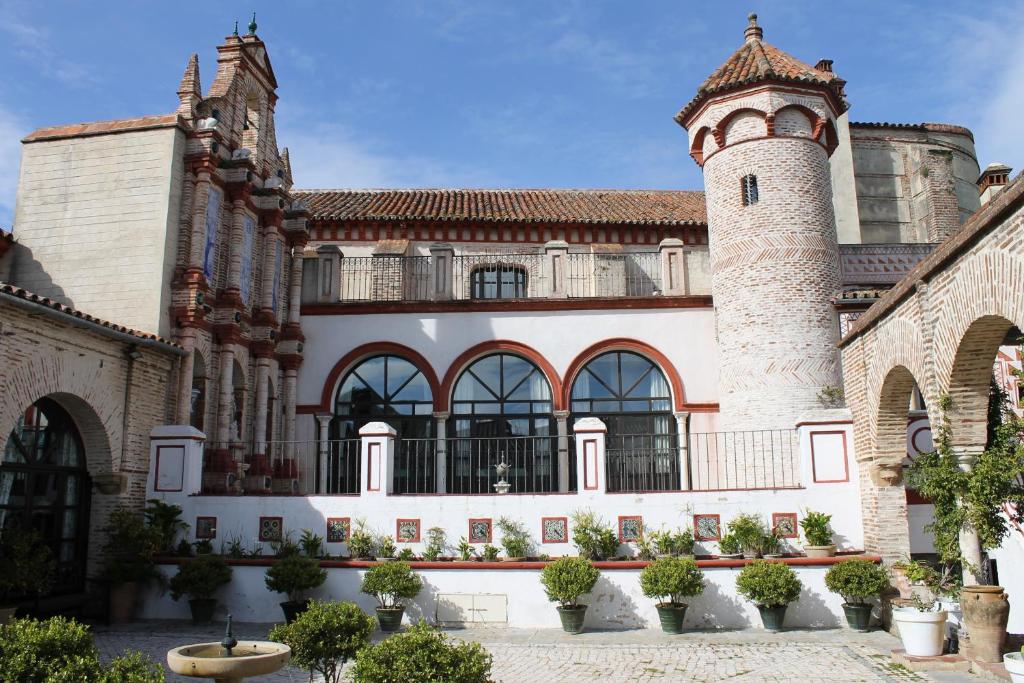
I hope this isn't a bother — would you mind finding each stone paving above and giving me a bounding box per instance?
[93,621,984,682]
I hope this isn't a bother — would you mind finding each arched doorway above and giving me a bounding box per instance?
[1,397,90,595]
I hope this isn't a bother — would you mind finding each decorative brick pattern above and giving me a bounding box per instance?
[327,517,350,543]
[618,516,643,542]
[541,517,568,544]
[468,518,492,544]
[396,518,421,543]
[694,514,721,541]
[259,516,283,543]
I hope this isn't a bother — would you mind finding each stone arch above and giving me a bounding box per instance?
[874,364,923,471]
[439,340,563,413]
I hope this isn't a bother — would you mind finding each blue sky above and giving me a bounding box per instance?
[2,0,1023,226]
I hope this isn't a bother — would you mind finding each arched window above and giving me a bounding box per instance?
[450,353,556,493]
[331,355,434,493]
[470,265,527,299]
[1,398,90,595]
[570,351,678,491]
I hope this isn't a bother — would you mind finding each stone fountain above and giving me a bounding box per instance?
[166,615,291,683]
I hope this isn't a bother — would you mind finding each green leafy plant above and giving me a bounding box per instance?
[650,528,696,556]
[735,560,802,608]
[175,539,193,557]
[0,530,56,604]
[397,547,416,561]
[718,532,741,555]
[300,529,323,558]
[269,600,374,683]
[360,561,422,609]
[265,555,327,603]
[726,514,771,556]
[271,531,301,558]
[0,616,164,682]
[422,527,446,561]
[800,510,833,547]
[457,537,476,561]
[540,556,600,608]
[482,544,500,561]
[102,507,162,586]
[222,535,245,559]
[570,510,619,560]
[351,621,492,683]
[193,539,214,555]
[639,557,705,606]
[496,517,532,558]
[824,559,889,605]
[168,555,232,601]
[347,521,377,559]
[817,385,845,408]
[376,534,397,559]
[144,499,189,555]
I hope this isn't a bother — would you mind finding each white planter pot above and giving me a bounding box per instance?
[1004,652,1024,683]
[893,608,947,657]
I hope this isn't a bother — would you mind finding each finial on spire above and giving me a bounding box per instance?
[744,12,763,43]
[248,12,257,35]
[233,20,239,37]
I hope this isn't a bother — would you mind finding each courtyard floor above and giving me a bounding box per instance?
[93,620,985,682]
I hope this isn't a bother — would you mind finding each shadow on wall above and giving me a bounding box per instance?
[787,586,839,628]
[9,244,72,305]
[688,575,749,629]
[585,574,642,630]
[407,575,441,625]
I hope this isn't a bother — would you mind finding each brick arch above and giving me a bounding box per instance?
[309,342,442,415]
[438,340,563,413]
[864,317,928,419]
[690,126,712,166]
[771,103,820,137]
[713,107,768,147]
[873,364,924,469]
[561,338,687,413]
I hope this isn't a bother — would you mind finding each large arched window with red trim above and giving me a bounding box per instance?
[570,351,678,492]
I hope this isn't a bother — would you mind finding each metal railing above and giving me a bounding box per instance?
[687,429,800,490]
[566,252,662,298]
[606,433,680,492]
[200,440,359,495]
[445,435,567,494]
[339,256,432,301]
[451,253,550,299]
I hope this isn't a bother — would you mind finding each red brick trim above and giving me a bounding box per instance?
[438,340,563,412]
[562,338,688,412]
[300,296,714,317]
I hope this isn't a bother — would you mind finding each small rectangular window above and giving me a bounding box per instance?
[741,174,759,206]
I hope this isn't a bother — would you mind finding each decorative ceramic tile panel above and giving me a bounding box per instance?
[772,512,798,539]
[618,516,643,542]
[694,514,721,541]
[259,516,283,543]
[468,518,492,544]
[541,517,568,544]
[326,517,350,543]
[396,518,421,543]
[195,516,217,540]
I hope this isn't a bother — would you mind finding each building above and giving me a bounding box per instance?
[1,14,1021,629]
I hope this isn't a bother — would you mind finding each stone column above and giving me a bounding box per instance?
[674,411,691,490]
[434,412,449,494]
[288,248,305,326]
[252,359,271,453]
[260,227,281,313]
[429,243,454,301]
[573,417,607,494]
[315,413,332,495]
[956,446,986,585]
[175,331,197,425]
[555,411,570,492]
[545,240,569,298]
[187,170,212,274]
[215,345,236,447]
[226,191,248,296]
[659,238,688,295]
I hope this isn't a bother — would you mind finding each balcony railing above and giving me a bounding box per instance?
[339,256,432,301]
[566,252,662,298]
[688,430,801,490]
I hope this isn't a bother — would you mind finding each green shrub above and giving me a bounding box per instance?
[496,517,532,558]
[347,529,376,559]
[103,507,161,585]
[456,537,475,561]
[269,600,374,683]
[570,510,619,560]
[361,561,422,609]
[718,532,741,555]
[482,544,500,561]
[726,514,772,555]
[271,531,301,558]
[168,554,232,601]
[0,529,56,602]
[639,557,705,606]
[265,555,327,603]
[801,510,833,547]
[143,499,188,555]
[0,616,163,682]
[351,621,492,683]
[540,557,599,608]
[376,535,397,559]
[824,559,889,605]
[397,547,416,561]
[735,560,802,607]
[422,527,446,561]
[300,529,324,558]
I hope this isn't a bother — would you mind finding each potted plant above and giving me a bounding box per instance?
[735,560,802,631]
[718,532,742,559]
[727,514,770,559]
[482,544,500,562]
[456,537,476,561]
[0,530,56,623]
[265,554,328,623]
[639,557,705,633]
[102,507,161,623]
[375,535,397,562]
[1005,646,1024,683]
[824,559,889,631]
[496,517,532,560]
[360,560,422,632]
[168,554,233,624]
[540,556,600,634]
[892,595,947,657]
[269,600,375,683]
[144,498,189,555]
[299,529,324,558]
[347,521,376,560]
[647,528,695,558]
[422,527,446,561]
[800,510,835,558]
[570,510,619,560]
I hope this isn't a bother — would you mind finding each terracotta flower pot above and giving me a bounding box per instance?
[960,585,1009,663]
[109,581,139,624]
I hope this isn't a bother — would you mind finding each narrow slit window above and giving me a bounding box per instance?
[741,174,759,206]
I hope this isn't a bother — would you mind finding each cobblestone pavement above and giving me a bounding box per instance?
[93,621,981,682]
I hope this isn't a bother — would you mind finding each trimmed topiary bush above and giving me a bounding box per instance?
[269,600,375,683]
[639,557,705,606]
[540,556,600,608]
[265,555,327,604]
[825,559,889,605]
[736,560,802,608]
[169,554,232,601]
[361,561,423,610]
[351,621,492,683]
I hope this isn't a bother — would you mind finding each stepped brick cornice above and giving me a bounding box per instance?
[23,114,186,142]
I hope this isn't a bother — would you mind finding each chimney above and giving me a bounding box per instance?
[978,162,1013,205]
[815,59,834,73]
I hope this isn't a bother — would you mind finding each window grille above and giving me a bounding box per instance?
[741,174,759,206]
[470,265,528,299]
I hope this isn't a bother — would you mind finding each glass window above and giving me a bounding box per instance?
[470,266,527,299]
[741,174,759,206]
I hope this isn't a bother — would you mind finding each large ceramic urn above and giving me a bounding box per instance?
[960,585,1009,663]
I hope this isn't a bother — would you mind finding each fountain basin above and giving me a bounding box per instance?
[167,641,290,682]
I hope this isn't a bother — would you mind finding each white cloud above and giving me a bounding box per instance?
[0,104,26,227]
[0,2,97,88]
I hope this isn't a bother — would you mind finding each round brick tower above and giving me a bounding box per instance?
[677,15,848,432]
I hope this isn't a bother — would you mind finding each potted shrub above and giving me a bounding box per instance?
[639,557,705,634]
[892,595,947,657]
[299,529,323,558]
[824,559,889,631]
[718,532,742,559]
[422,527,446,561]
[735,560,802,631]
[456,537,476,561]
[168,554,233,624]
[102,507,161,623]
[269,600,375,683]
[570,510,619,560]
[800,510,835,558]
[496,517,532,560]
[0,530,56,624]
[375,535,397,562]
[540,556,600,634]
[647,528,695,558]
[360,560,422,632]
[265,554,327,623]
[143,498,189,555]
[482,544,500,562]
[727,514,770,559]
[352,622,492,682]
[1005,646,1024,683]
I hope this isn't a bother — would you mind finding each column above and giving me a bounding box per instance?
[226,192,248,295]
[277,365,299,493]
[573,417,607,494]
[316,245,343,302]
[288,246,305,326]
[175,331,197,425]
[955,446,985,585]
[315,413,332,495]
[659,238,688,295]
[434,412,449,494]
[429,243,454,301]
[360,422,397,496]
[187,171,212,274]
[215,345,236,447]
[674,411,691,490]
[260,224,281,313]
[555,411,570,492]
[545,240,569,298]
